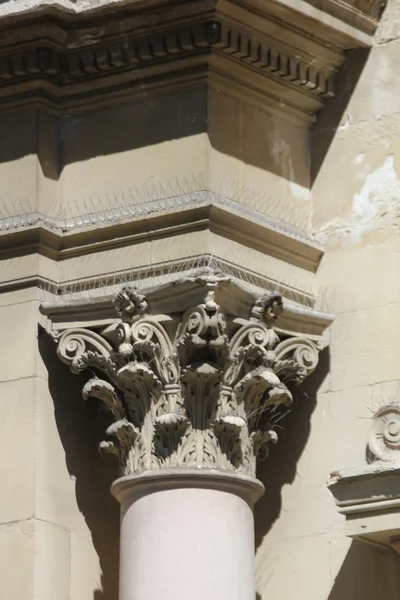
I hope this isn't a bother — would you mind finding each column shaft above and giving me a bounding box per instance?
[112,469,264,600]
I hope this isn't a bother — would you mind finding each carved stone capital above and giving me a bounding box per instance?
[52,271,326,478]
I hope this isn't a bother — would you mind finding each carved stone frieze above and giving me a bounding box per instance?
[51,271,324,478]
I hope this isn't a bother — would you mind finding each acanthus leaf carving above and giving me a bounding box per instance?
[82,377,127,421]
[51,273,325,477]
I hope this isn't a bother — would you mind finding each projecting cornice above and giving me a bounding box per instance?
[0,0,385,120]
[44,270,332,477]
[0,196,324,272]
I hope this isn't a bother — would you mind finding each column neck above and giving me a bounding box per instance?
[112,468,265,506]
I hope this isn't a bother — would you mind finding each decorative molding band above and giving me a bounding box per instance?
[329,464,400,513]
[0,0,384,31]
[0,0,375,118]
[234,0,383,42]
[48,271,329,477]
[39,258,334,331]
[111,468,265,504]
[0,21,217,83]
[0,193,324,272]
[304,0,385,34]
[0,18,335,118]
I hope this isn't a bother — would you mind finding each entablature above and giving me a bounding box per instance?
[0,0,385,120]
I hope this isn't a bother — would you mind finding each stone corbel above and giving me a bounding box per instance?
[43,270,332,479]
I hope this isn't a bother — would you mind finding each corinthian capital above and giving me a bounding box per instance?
[47,271,330,477]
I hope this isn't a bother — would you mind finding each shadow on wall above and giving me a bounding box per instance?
[329,540,400,600]
[254,347,400,600]
[38,328,120,600]
[0,50,368,193]
[311,47,370,187]
[0,87,208,180]
[254,346,330,550]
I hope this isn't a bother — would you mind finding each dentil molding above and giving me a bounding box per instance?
[45,270,331,478]
[0,0,384,119]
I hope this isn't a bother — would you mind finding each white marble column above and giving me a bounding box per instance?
[112,469,263,600]
[51,272,325,600]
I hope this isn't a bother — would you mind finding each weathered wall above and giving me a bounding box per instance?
[255,1,400,598]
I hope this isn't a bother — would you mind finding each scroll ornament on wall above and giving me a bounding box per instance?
[53,273,321,478]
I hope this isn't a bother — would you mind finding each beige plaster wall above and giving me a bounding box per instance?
[208,90,312,230]
[255,1,400,599]
[0,285,120,599]
[0,85,311,232]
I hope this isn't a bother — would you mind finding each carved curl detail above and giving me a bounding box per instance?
[56,328,113,374]
[52,276,324,477]
[274,337,320,384]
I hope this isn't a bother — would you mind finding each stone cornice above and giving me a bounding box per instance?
[46,271,331,477]
[0,0,385,28]
[238,0,384,39]
[301,0,385,34]
[0,196,323,272]
[329,464,400,550]
[0,0,382,120]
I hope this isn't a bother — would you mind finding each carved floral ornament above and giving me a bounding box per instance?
[368,404,400,463]
[52,273,322,478]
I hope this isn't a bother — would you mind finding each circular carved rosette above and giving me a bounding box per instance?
[368,404,400,463]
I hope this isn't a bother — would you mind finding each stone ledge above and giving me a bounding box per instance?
[0,0,385,37]
[329,464,400,550]
[0,196,324,272]
[239,0,384,40]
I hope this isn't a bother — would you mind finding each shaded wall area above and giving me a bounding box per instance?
[329,541,400,600]
[254,347,329,548]
[38,328,120,600]
[0,83,314,233]
[255,340,400,599]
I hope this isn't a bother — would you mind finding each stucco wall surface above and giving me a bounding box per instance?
[256,2,400,598]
